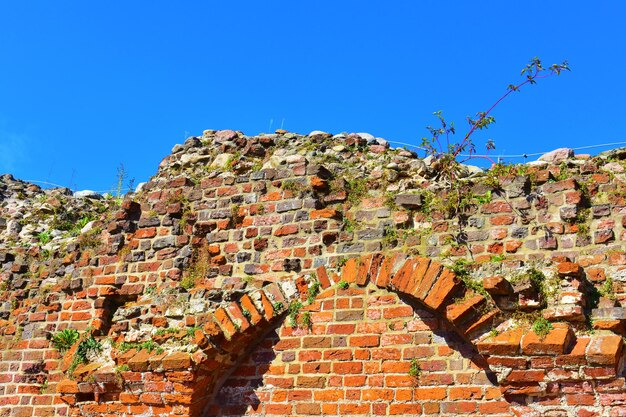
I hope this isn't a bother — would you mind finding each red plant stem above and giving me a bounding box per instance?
[452,66,558,159]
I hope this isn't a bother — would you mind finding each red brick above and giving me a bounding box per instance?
[139,392,163,405]
[389,404,422,415]
[490,215,515,225]
[556,336,590,367]
[362,388,394,401]
[441,401,478,414]
[413,260,443,300]
[302,337,331,349]
[449,386,482,399]
[327,324,355,334]
[385,375,414,387]
[373,256,392,287]
[367,253,384,286]
[259,290,276,320]
[486,356,527,368]
[56,379,78,394]
[383,305,413,319]
[505,369,546,383]
[413,387,447,400]
[477,328,523,356]
[557,262,581,276]
[482,201,513,214]
[404,257,431,295]
[161,352,191,370]
[482,275,512,295]
[295,403,321,415]
[521,324,574,355]
[227,301,250,332]
[310,208,340,219]
[239,294,263,325]
[274,224,299,236]
[297,376,326,388]
[341,258,359,283]
[339,403,371,415]
[212,307,236,338]
[128,349,152,372]
[135,228,157,239]
[349,335,379,347]
[479,401,511,414]
[265,404,293,414]
[586,335,623,366]
[446,295,485,325]
[355,254,372,286]
[423,268,459,311]
[333,362,363,374]
[316,266,332,289]
[390,258,416,292]
[566,393,596,405]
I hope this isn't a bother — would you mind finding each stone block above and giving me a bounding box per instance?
[162,352,192,370]
[521,324,574,355]
[477,328,523,356]
[394,193,422,208]
[586,335,623,366]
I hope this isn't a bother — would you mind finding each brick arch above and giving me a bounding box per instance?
[196,252,501,417]
[321,254,624,410]
[204,276,505,417]
[57,253,625,417]
[320,253,501,345]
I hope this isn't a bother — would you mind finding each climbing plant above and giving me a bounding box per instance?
[420,57,570,171]
[419,57,570,248]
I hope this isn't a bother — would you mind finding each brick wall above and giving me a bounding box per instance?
[1,130,626,416]
[206,284,509,417]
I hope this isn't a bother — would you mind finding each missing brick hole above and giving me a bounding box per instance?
[94,294,139,336]
[75,392,95,403]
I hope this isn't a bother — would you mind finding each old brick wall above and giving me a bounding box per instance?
[206,284,509,417]
[1,130,626,416]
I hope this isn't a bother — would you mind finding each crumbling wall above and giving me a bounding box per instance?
[1,130,626,416]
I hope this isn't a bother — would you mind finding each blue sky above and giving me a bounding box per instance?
[1,1,625,192]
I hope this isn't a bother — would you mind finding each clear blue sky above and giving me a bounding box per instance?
[1,1,624,192]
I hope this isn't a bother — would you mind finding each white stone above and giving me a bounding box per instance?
[538,148,574,163]
[209,153,234,169]
[279,281,298,300]
[181,153,211,167]
[285,154,306,165]
[601,162,625,173]
[135,182,147,193]
[526,160,549,167]
[74,190,102,199]
[80,221,95,234]
[356,132,375,141]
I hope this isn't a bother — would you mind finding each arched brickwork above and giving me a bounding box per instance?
[204,282,507,417]
[7,132,626,416]
[56,252,626,416]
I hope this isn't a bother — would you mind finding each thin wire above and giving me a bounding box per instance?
[386,140,626,159]
[22,180,133,194]
[19,140,626,191]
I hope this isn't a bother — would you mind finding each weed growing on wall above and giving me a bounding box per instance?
[419,57,569,250]
[532,317,553,338]
[52,328,79,353]
[68,335,103,375]
[408,358,421,379]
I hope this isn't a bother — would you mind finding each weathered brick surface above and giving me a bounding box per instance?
[2,132,626,416]
[206,285,510,417]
